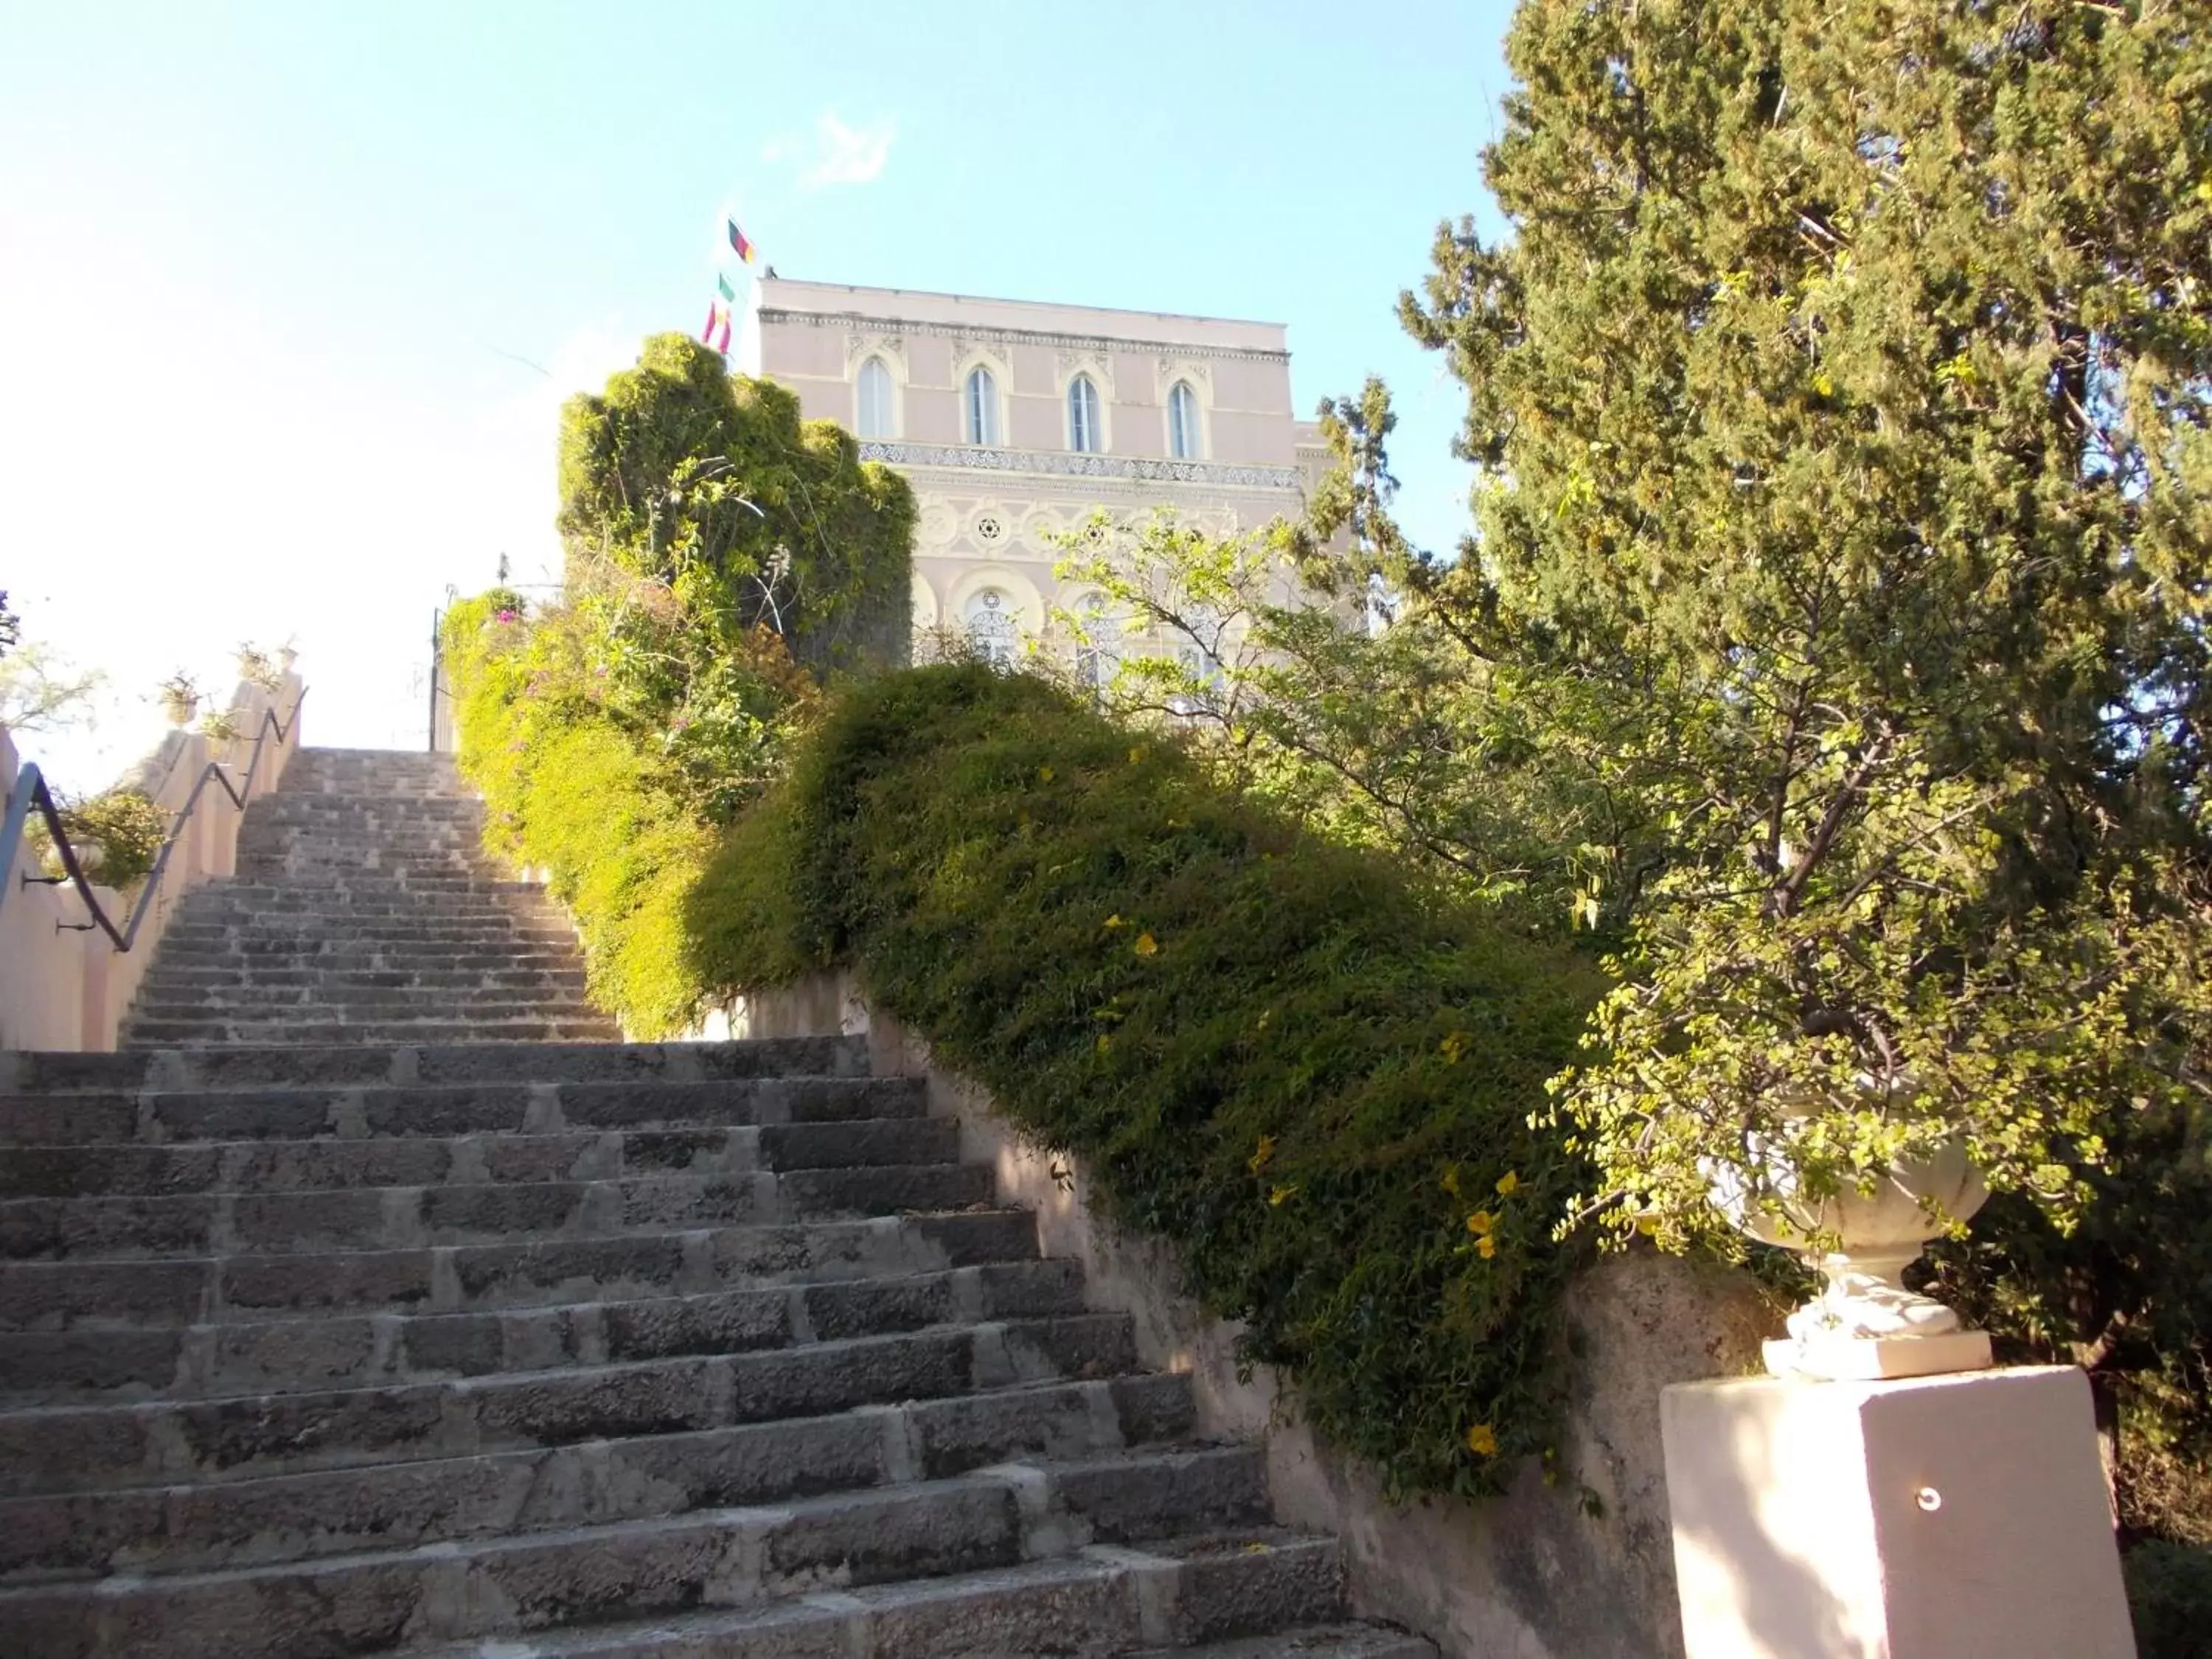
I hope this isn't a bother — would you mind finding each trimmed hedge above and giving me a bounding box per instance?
[692,664,1604,1498]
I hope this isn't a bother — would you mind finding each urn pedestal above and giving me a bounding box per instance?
[1711,1135,1994,1382]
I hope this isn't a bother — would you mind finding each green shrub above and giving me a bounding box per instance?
[441,593,715,1037]
[50,788,167,891]
[692,664,1604,1498]
[2126,1540,2212,1659]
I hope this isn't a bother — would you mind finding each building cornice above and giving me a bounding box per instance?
[858,439,1304,492]
[762,307,1292,368]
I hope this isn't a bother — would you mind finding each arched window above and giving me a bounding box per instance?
[1067,374,1102,453]
[1167,380,1202,459]
[965,587,1017,668]
[1073,592,1113,696]
[964,366,1000,446]
[856,357,894,439]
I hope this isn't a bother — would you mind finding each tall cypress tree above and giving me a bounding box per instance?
[1395,0,2211,1528]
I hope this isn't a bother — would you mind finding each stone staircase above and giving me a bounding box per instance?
[120,749,619,1047]
[0,747,1430,1658]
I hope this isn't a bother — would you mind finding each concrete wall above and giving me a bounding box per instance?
[0,672,303,1053]
[740,970,1778,1658]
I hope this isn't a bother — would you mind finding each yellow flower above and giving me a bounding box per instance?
[1635,1215,1660,1237]
[1465,1424,1498,1457]
[1255,1009,1272,1032]
[1495,1172,1520,1197]
[1038,765,1055,782]
[1094,1033,1112,1054]
[1268,1183,1298,1207]
[1465,1211,1494,1237]
[1439,1032,1467,1065]
[1248,1135,1276,1174]
[1129,747,1144,765]
[1103,914,1124,930]
[1439,1166,1461,1197]
[1133,931,1158,957]
[1477,1235,1497,1259]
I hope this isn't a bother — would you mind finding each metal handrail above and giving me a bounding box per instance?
[0,689,307,950]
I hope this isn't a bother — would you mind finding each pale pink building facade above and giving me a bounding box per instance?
[737,276,1327,663]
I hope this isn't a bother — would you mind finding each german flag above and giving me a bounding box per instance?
[727,219,756,263]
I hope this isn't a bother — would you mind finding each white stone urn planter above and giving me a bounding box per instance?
[1708,1112,1994,1382]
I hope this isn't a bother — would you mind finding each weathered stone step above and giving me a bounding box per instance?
[1139,1627,1438,1658]
[0,1160,998,1260]
[0,1327,1185,1499]
[0,1073,917,1149]
[125,998,608,1029]
[0,1501,1326,1659]
[127,997,600,1026]
[4,1040,866,1094]
[0,1404,1238,1582]
[137,952,594,979]
[0,1117,956,1200]
[0,1210,1043,1332]
[137,967,587,992]
[379,1533,1350,1659]
[119,1016,625,1048]
[0,1258,1091,1400]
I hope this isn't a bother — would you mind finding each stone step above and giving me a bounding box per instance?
[158,929,588,956]
[125,997,607,1026]
[0,1117,957,1199]
[0,1399,1236,1580]
[0,1040,869,1093]
[0,1504,1327,1659]
[0,1209,1043,1331]
[0,1327,1186,1499]
[139,953,593,978]
[0,1073,915,1148]
[1141,1627,1438,1658]
[127,989,598,1018]
[0,1258,1092,1400]
[173,890,566,910]
[136,967,587,992]
[0,1160,998,1261]
[119,1017,626,1047]
[382,1532,1354,1659]
[156,911,569,932]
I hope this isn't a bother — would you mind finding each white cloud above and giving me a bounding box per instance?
[765,110,895,191]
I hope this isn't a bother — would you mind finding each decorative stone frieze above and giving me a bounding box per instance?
[858,440,1301,493]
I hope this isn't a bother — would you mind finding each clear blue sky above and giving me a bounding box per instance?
[0,0,1514,774]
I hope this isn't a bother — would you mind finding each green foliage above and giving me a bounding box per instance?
[1057,509,1641,937]
[439,591,717,1037]
[51,788,167,891]
[1302,0,2212,1537]
[1391,0,2212,1255]
[440,331,920,1035]
[692,664,1604,1500]
[2125,1541,2212,1659]
[558,333,915,674]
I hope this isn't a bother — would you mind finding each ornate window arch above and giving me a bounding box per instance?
[856,356,896,439]
[1167,380,1203,459]
[1067,373,1103,453]
[963,366,1001,446]
[965,585,1018,667]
